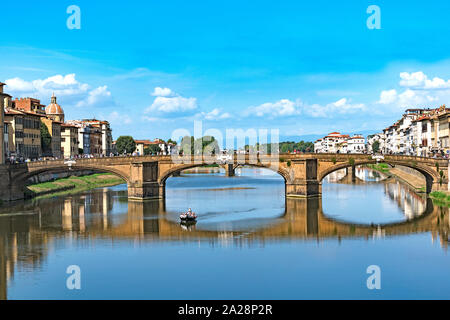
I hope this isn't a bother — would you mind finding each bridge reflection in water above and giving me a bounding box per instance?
[0,175,450,299]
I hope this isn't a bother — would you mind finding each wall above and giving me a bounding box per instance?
[26,169,100,184]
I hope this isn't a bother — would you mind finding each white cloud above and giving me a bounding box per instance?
[306,98,366,118]
[399,71,450,90]
[6,74,89,97]
[107,111,132,125]
[378,89,398,104]
[76,85,113,108]
[5,74,113,109]
[151,87,174,97]
[146,87,198,114]
[377,71,449,110]
[244,97,365,118]
[197,108,232,120]
[148,96,197,113]
[246,99,301,117]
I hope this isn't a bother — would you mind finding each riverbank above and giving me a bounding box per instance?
[366,163,426,192]
[25,173,125,199]
[429,191,450,207]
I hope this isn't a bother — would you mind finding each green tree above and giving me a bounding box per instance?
[167,138,177,145]
[40,122,52,155]
[180,136,195,155]
[179,136,219,155]
[197,136,219,155]
[144,144,161,155]
[372,140,380,153]
[116,136,136,154]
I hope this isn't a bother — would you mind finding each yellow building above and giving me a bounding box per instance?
[4,107,43,160]
[0,82,12,164]
[61,123,79,158]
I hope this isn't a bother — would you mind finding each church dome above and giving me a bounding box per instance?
[45,94,64,115]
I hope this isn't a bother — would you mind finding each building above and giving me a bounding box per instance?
[381,105,450,157]
[61,123,79,158]
[3,122,9,161]
[41,117,62,158]
[80,119,112,156]
[367,133,386,154]
[89,126,102,156]
[314,132,366,154]
[4,107,43,159]
[347,135,365,153]
[135,140,153,155]
[45,94,65,122]
[14,97,46,115]
[134,139,175,155]
[0,82,11,164]
[65,120,92,155]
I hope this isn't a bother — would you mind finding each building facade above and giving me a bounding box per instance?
[314,132,364,154]
[41,117,62,158]
[61,123,79,158]
[80,119,112,156]
[0,82,10,164]
[14,97,46,115]
[379,106,450,157]
[45,94,65,123]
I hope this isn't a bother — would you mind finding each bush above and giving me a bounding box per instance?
[348,157,355,166]
[430,191,446,199]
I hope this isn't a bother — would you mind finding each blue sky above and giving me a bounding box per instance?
[2,0,450,142]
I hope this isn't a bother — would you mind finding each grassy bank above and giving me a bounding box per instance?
[429,191,450,207]
[366,163,391,174]
[25,173,125,199]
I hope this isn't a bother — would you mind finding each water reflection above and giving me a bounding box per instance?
[0,168,449,299]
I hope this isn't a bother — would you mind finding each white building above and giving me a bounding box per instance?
[347,135,365,153]
[314,132,364,154]
[367,133,385,154]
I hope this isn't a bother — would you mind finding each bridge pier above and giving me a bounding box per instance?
[286,159,321,198]
[0,166,24,202]
[223,164,235,177]
[128,162,162,200]
[346,166,356,182]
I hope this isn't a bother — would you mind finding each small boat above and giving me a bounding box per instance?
[180,209,197,221]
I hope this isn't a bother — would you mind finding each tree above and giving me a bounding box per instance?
[372,140,380,153]
[116,136,136,154]
[180,136,195,155]
[40,122,52,155]
[144,144,161,155]
[179,136,220,155]
[197,136,219,155]
[167,138,177,145]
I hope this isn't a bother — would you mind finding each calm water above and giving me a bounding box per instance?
[0,167,449,299]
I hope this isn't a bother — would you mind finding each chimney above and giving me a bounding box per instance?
[0,82,5,94]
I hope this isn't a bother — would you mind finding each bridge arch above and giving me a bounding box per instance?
[318,160,440,193]
[159,162,290,192]
[10,164,131,199]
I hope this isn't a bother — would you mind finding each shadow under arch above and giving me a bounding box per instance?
[318,160,437,193]
[13,165,130,198]
[159,162,290,198]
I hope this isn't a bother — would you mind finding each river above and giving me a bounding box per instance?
[0,167,449,299]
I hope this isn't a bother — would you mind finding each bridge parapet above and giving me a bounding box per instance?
[0,153,448,202]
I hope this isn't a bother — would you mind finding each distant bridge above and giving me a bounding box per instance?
[0,153,448,202]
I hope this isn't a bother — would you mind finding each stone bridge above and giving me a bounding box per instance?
[0,153,448,202]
